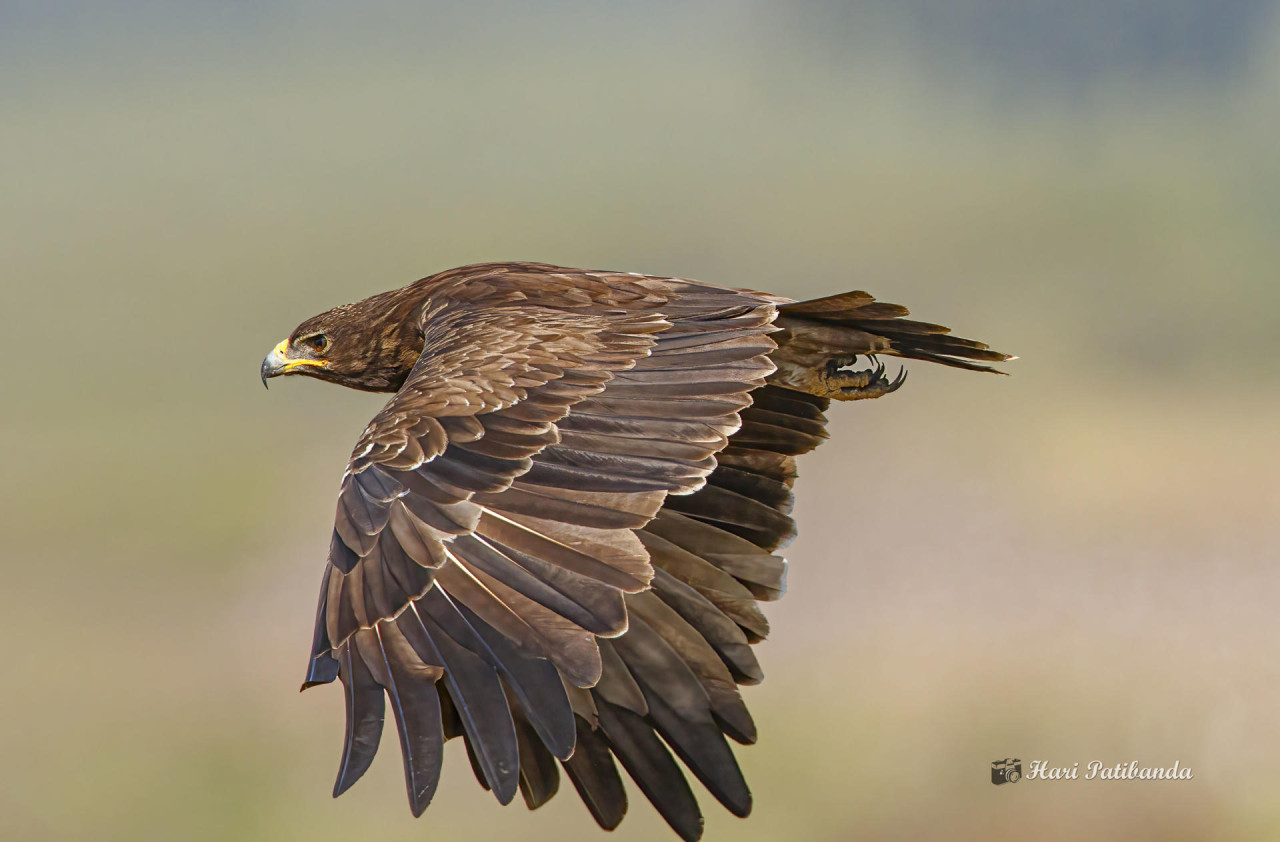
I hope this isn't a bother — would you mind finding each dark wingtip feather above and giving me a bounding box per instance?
[303,654,340,690]
[597,700,706,842]
[449,598,579,761]
[399,597,523,806]
[514,716,562,810]
[642,690,753,818]
[562,723,629,831]
[333,647,386,798]
[372,627,447,818]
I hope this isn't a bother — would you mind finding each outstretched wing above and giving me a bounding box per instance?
[304,288,779,819]
[547,382,832,840]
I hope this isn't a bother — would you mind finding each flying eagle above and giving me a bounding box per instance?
[261,262,1010,840]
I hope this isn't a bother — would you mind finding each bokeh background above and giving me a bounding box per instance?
[4,2,1279,840]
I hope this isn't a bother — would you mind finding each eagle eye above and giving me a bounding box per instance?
[302,334,330,354]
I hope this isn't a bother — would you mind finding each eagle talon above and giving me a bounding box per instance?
[778,352,907,400]
[826,358,907,401]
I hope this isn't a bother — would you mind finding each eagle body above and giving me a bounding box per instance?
[262,262,1009,840]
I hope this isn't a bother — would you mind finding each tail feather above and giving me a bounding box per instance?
[771,291,1013,393]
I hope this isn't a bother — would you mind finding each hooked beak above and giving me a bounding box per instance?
[261,339,327,388]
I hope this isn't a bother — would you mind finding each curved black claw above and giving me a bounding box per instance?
[825,356,908,401]
[885,366,908,394]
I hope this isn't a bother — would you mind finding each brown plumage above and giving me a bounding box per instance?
[261,261,1011,840]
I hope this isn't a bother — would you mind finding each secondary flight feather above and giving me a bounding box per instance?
[261,261,1011,840]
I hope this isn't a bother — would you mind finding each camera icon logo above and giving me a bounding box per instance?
[991,758,1022,785]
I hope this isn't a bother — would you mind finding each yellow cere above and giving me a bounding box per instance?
[275,338,329,370]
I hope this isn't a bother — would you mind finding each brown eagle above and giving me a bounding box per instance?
[261,262,1009,840]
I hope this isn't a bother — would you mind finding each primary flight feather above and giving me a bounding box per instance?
[261,261,1010,840]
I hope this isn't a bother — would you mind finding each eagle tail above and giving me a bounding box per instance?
[769,291,1013,398]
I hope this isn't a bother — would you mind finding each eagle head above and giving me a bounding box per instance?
[261,293,423,392]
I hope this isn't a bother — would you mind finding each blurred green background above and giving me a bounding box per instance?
[3,2,1278,840]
